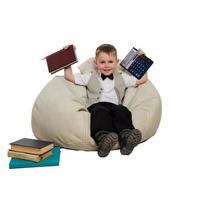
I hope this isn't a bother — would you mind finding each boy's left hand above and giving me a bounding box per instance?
[137,49,145,56]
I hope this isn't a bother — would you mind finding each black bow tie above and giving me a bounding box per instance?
[101,73,114,80]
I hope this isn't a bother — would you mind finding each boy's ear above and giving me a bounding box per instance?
[93,59,97,66]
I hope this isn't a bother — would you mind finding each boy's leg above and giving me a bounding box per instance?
[88,103,113,142]
[111,104,134,133]
[111,105,142,155]
[88,103,118,157]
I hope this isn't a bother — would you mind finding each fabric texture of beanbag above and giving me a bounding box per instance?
[31,58,162,150]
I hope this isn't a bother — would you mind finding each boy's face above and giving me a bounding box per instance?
[94,52,118,75]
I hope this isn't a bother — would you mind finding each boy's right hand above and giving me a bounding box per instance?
[63,45,70,49]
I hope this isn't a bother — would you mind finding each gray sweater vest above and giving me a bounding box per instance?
[86,70,126,107]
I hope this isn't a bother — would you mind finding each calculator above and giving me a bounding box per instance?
[120,47,153,79]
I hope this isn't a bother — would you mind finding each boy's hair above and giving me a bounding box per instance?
[95,44,117,58]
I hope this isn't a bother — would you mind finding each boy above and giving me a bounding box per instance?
[64,44,147,157]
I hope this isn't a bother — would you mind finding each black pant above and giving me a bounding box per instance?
[88,102,134,143]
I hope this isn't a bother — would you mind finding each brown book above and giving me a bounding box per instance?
[45,45,78,74]
[10,138,54,155]
[8,149,52,162]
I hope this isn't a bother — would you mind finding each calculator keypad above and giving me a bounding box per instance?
[127,55,153,79]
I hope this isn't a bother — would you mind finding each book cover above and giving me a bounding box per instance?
[9,147,60,169]
[45,45,78,74]
[8,149,52,162]
[10,138,54,155]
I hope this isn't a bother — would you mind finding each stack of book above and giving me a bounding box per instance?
[8,138,61,169]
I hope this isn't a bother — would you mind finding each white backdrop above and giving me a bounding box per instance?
[1,0,200,199]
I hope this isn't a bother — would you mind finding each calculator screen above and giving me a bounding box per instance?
[120,48,138,69]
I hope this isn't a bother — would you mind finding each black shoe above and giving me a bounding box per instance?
[96,131,118,157]
[119,129,142,155]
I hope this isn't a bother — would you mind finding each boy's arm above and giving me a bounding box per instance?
[135,73,148,86]
[64,67,75,83]
[63,44,76,83]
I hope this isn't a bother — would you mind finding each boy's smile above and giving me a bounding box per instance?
[94,52,118,76]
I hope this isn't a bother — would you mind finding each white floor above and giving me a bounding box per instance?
[2,128,199,200]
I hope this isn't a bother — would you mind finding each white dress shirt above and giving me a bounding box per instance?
[74,71,137,105]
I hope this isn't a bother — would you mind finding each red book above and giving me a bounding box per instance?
[45,45,78,74]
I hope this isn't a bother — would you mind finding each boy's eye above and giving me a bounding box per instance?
[99,60,114,64]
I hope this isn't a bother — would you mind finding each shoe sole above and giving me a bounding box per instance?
[120,129,142,155]
[98,133,118,157]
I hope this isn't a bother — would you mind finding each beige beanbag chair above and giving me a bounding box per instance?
[31,58,162,150]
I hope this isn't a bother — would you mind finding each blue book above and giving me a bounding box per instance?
[9,147,60,169]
